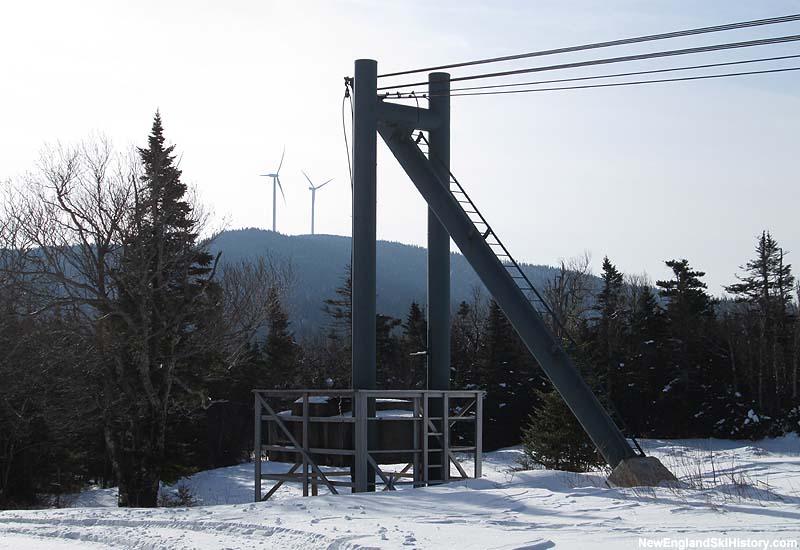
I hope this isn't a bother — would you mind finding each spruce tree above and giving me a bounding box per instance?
[655,259,719,436]
[592,257,626,402]
[478,300,541,449]
[264,284,298,389]
[107,111,219,507]
[624,286,667,435]
[376,313,402,388]
[451,301,477,390]
[322,265,352,387]
[400,301,427,388]
[323,264,352,341]
[519,389,603,472]
[321,264,403,389]
[725,231,796,416]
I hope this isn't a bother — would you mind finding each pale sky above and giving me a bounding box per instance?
[1,0,798,293]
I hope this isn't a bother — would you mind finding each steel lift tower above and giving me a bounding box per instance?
[350,58,675,484]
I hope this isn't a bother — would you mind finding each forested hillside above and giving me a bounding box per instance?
[211,229,562,336]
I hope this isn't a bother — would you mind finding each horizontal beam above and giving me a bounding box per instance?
[253,389,355,396]
[358,390,482,398]
[263,414,474,423]
[262,415,356,423]
[253,389,484,398]
[263,475,356,489]
[262,444,356,456]
[261,471,353,479]
[377,101,441,131]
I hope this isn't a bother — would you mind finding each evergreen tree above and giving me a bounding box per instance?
[591,257,626,402]
[400,301,427,388]
[321,265,352,387]
[451,301,478,390]
[106,112,220,507]
[321,264,403,389]
[323,264,352,342]
[203,341,265,468]
[519,389,603,472]
[658,259,715,321]
[264,284,298,389]
[376,313,402,388]
[624,285,667,435]
[654,259,720,436]
[725,231,796,416]
[479,300,541,449]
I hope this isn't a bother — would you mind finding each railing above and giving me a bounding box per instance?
[253,389,484,501]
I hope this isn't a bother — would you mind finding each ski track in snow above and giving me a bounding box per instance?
[1,437,799,549]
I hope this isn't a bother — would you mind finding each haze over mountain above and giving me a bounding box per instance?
[212,229,564,337]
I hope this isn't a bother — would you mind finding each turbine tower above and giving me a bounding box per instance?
[259,147,286,232]
[302,170,333,235]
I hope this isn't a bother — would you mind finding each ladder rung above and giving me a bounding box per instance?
[412,159,561,346]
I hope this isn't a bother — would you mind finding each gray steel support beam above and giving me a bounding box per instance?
[354,391,368,492]
[376,126,637,468]
[426,73,450,484]
[376,102,441,132]
[426,72,451,393]
[352,59,378,391]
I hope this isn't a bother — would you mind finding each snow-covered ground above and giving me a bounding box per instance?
[1,437,799,549]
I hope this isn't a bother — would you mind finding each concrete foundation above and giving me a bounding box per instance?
[608,456,680,488]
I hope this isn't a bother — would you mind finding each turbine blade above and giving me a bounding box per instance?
[277,176,286,204]
[301,170,314,186]
[277,146,285,174]
[316,178,334,189]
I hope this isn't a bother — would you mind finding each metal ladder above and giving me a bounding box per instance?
[421,393,446,485]
[412,131,643,457]
[413,131,573,343]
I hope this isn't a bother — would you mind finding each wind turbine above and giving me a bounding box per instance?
[259,147,286,232]
[302,170,333,235]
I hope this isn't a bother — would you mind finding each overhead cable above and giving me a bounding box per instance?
[399,66,800,98]
[387,53,800,98]
[377,34,800,91]
[377,13,800,78]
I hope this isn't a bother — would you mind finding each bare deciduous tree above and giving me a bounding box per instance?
[543,252,595,338]
[0,132,287,506]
